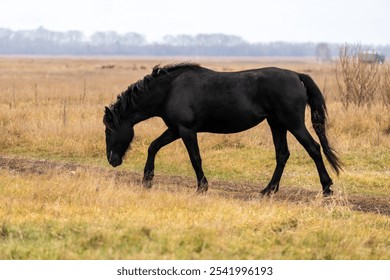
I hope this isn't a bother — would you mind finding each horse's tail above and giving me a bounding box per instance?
[298,73,343,175]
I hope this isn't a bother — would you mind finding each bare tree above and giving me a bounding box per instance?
[315,43,331,63]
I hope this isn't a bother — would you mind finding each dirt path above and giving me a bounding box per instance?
[1,155,389,216]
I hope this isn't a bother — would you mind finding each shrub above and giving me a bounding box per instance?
[335,43,380,109]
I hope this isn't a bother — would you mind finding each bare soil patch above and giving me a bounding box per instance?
[1,155,389,216]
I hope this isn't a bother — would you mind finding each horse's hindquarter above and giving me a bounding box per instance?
[163,68,305,133]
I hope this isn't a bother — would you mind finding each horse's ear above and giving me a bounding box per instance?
[104,107,113,122]
[105,106,111,116]
[104,107,115,130]
[105,106,121,130]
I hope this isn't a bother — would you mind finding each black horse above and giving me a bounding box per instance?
[103,63,342,196]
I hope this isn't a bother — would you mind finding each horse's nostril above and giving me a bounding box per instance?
[109,151,113,162]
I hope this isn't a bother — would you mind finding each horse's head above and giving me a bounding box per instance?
[103,106,134,167]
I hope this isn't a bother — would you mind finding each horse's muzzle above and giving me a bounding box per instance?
[108,151,122,167]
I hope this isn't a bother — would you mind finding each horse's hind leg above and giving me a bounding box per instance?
[290,126,333,196]
[261,120,290,196]
[179,128,208,193]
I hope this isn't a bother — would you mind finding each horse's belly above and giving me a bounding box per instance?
[199,114,266,134]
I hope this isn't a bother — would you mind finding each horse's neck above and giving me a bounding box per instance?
[129,110,151,126]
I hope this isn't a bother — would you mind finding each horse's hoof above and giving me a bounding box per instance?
[260,190,272,197]
[142,171,154,189]
[196,187,208,194]
[142,179,153,189]
[260,188,267,196]
[322,183,334,197]
[323,189,333,197]
[260,185,279,197]
[196,183,208,194]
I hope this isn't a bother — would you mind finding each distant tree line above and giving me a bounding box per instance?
[1,27,389,57]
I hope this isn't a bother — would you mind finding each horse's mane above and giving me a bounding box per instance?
[108,62,202,120]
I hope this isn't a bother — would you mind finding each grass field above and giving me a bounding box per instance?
[0,57,389,259]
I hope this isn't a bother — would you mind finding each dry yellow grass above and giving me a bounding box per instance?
[0,57,389,259]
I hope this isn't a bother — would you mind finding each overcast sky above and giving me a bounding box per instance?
[1,0,389,44]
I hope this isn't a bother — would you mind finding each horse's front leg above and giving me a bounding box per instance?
[142,128,178,188]
[180,128,208,193]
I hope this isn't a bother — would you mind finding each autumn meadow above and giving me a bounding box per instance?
[0,56,389,259]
